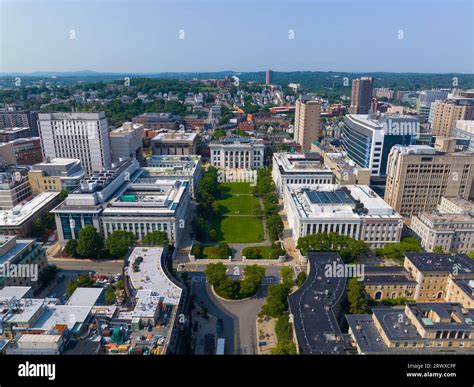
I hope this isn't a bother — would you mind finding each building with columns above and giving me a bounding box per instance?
[209,136,265,169]
[283,184,403,248]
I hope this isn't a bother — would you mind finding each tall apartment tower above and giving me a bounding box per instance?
[349,77,374,114]
[265,70,273,85]
[294,99,321,152]
[431,90,474,137]
[38,112,111,176]
[384,141,474,218]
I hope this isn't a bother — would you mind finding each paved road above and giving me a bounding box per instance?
[189,272,237,354]
[48,257,124,275]
[208,283,268,354]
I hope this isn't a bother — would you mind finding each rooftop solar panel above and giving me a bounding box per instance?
[306,190,353,205]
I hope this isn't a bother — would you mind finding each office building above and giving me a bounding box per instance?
[349,77,373,114]
[151,132,198,156]
[272,152,333,195]
[322,152,371,186]
[294,99,321,152]
[209,136,265,169]
[0,127,32,143]
[145,155,202,198]
[384,143,474,218]
[411,197,474,254]
[38,112,111,176]
[374,88,394,100]
[109,122,145,165]
[0,168,32,210]
[431,90,474,136]
[0,192,60,237]
[416,89,450,117]
[0,138,43,166]
[28,158,85,194]
[341,113,419,176]
[52,159,191,245]
[451,120,474,153]
[0,109,39,137]
[0,236,48,290]
[284,184,403,248]
[362,266,417,301]
[404,252,474,304]
[347,303,474,354]
[289,252,346,354]
[133,112,181,137]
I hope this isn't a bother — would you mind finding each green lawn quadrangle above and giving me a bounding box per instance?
[220,182,253,195]
[217,194,259,215]
[210,215,264,243]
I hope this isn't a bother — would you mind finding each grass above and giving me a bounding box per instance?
[242,246,280,259]
[216,194,259,215]
[221,182,253,195]
[210,216,264,243]
[202,246,229,259]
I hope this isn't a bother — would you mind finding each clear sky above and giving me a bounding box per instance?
[0,0,473,74]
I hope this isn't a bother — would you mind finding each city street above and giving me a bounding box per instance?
[48,257,124,276]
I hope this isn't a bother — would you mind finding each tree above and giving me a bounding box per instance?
[280,266,294,289]
[259,284,290,318]
[296,232,368,262]
[192,216,208,240]
[64,239,79,258]
[433,246,445,253]
[66,274,94,296]
[209,229,217,241]
[141,231,169,246]
[105,287,116,304]
[76,225,103,259]
[267,215,284,242]
[271,315,297,355]
[347,277,368,314]
[30,218,46,238]
[375,236,421,260]
[240,265,265,298]
[191,243,204,259]
[296,271,307,287]
[469,252,474,259]
[58,189,69,201]
[205,262,227,286]
[106,230,135,257]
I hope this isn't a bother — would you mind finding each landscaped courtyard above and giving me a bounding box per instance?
[210,182,265,243]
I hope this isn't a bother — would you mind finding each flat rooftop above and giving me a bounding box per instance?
[405,253,474,274]
[286,184,400,220]
[274,152,331,174]
[288,252,347,354]
[0,192,59,227]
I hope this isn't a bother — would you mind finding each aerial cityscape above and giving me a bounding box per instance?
[0,0,473,385]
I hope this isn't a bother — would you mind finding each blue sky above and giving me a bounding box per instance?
[0,0,473,73]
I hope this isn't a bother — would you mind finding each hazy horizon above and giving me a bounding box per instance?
[1,0,473,74]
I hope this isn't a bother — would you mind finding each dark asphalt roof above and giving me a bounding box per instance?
[363,275,417,285]
[405,253,474,274]
[288,252,347,354]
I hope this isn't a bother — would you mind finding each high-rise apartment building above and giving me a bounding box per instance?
[431,90,474,136]
[416,89,450,117]
[294,99,321,152]
[384,142,474,218]
[265,69,273,85]
[38,112,111,176]
[349,77,373,114]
